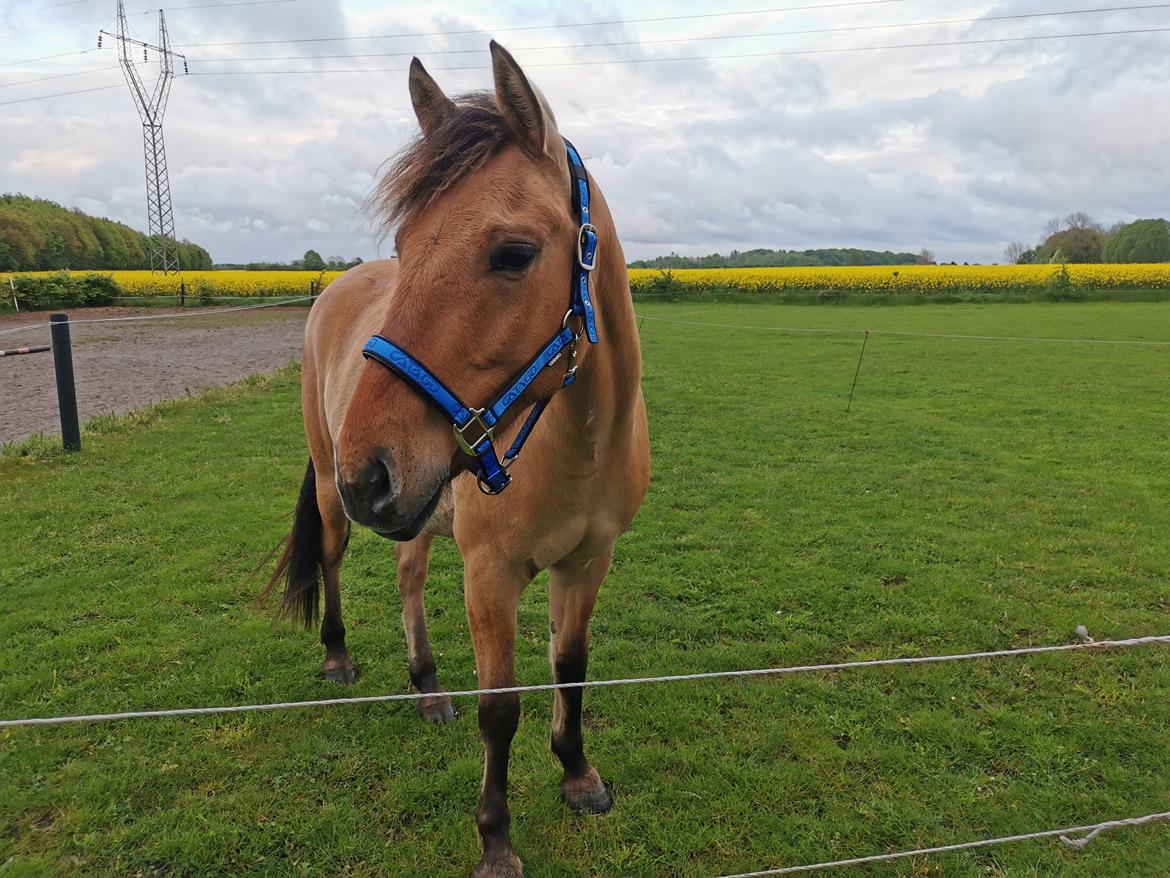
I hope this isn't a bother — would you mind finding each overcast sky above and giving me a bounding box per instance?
[2,0,1169,264]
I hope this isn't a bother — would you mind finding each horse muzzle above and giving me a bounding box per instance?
[334,447,443,540]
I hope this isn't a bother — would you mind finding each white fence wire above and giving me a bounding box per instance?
[4,302,1169,872]
[0,296,313,338]
[2,630,1166,729]
[717,810,1170,876]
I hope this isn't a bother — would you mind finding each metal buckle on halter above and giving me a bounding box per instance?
[577,223,598,272]
[475,453,516,496]
[453,408,493,456]
[560,309,583,381]
[562,308,585,341]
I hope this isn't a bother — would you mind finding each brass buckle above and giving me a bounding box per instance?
[453,408,493,456]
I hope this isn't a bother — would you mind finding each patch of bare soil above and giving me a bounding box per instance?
[0,306,307,446]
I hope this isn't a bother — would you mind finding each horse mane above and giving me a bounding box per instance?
[369,91,512,239]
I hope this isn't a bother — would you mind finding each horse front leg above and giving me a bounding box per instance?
[395,533,455,723]
[464,557,525,878]
[317,476,355,684]
[549,549,614,814]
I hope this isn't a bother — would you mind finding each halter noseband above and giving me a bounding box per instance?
[361,138,599,496]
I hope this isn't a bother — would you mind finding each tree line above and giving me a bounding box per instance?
[214,250,365,271]
[0,194,212,272]
[1005,213,1170,265]
[629,247,931,269]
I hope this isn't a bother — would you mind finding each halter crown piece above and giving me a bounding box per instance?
[361,139,599,495]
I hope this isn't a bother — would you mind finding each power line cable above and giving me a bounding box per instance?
[0,82,121,106]
[6,24,1170,106]
[182,26,1170,77]
[177,0,926,48]
[1,0,919,61]
[169,0,306,9]
[0,65,119,89]
[0,0,91,19]
[187,3,1170,64]
[0,48,101,68]
[19,2,1155,69]
[0,0,303,41]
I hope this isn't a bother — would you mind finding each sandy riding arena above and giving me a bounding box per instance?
[0,306,307,446]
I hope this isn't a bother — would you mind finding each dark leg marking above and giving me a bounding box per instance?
[319,493,355,684]
[475,692,523,877]
[549,552,614,815]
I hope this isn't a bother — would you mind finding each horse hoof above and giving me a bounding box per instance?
[321,659,357,685]
[419,695,457,724]
[473,850,523,878]
[561,775,614,815]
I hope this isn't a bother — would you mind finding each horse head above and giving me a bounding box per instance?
[335,43,593,538]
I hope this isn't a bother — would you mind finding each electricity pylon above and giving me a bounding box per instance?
[101,2,188,275]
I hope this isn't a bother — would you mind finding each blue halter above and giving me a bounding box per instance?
[361,138,599,496]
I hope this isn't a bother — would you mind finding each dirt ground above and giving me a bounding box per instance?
[0,305,308,446]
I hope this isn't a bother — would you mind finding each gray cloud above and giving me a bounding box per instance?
[3,0,1170,263]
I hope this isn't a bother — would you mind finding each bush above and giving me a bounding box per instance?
[1044,263,1080,300]
[9,271,118,310]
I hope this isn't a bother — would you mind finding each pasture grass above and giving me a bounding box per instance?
[628,286,1170,306]
[2,300,1170,877]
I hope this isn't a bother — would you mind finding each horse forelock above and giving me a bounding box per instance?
[369,91,513,241]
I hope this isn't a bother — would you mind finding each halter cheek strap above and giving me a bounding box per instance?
[360,138,599,496]
[566,140,599,345]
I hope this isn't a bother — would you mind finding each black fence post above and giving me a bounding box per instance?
[50,314,81,452]
[180,280,187,308]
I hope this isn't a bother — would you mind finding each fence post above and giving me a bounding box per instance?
[180,280,186,308]
[50,314,81,452]
[8,275,17,312]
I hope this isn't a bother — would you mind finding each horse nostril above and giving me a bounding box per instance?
[366,453,398,515]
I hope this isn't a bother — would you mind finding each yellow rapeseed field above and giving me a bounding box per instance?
[108,270,346,298]
[0,270,344,299]
[4,264,1170,301]
[626,264,1170,296]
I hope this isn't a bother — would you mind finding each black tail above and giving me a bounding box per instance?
[262,458,323,628]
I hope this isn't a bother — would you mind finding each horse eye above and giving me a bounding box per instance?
[491,243,538,272]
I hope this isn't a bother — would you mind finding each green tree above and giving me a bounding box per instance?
[92,222,130,268]
[1102,219,1170,263]
[1037,227,1105,264]
[39,230,67,269]
[302,249,326,271]
[177,241,213,270]
[0,211,42,270]
[0,194,213,271]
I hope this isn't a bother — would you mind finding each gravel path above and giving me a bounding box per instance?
[0,306,307,446]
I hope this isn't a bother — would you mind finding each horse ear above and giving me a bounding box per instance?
[490,41,563,163]
[408,57,454,137]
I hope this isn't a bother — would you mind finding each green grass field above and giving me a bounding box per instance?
[2,301,1169,877]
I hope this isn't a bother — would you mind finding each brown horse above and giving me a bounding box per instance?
[266,42,649,877]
